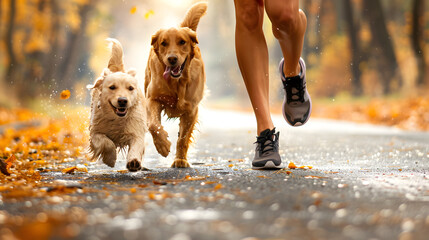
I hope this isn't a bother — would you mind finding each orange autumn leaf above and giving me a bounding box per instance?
[60,90,71,100]
[130,6,137,14]
[214,184,223,191]
[203,181,217,185]
[5,154,16,169]
[0,160,10,176]
[61,166,87,174]
[288,162,297,169]
[184,175,206,181]
[257,175,271,179]
[130,188,137,193]
[228,164,234,168]
[62,166,77,174]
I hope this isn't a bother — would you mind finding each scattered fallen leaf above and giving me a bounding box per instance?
[0,159,11,176]
[288,162,297,169]
[228,164,234,168]
[228,159,244,162]
[61,166,87,174]
[313,198,322,206]
[304,175,327,179]
[62,166,77,174]
[130,6,137,14]
[46,185,81,194]
[202,181,217,185]
[130,188,137,193]
[60,90,70,100]
[152,180,167,185]
[184,175,206,181]
[214,184,223,191]
[257,176,271,179]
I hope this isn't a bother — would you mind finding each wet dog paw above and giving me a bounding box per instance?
[102,148,117,167]
[126,159,142,172]
[171,159,191,168]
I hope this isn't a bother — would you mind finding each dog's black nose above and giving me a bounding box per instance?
[168,55,178,65]
[118,97,128,107]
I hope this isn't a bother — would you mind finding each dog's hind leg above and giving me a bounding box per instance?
[172,109,198,168]
[147,100,171,157]
[90,134,117,167]
[126,137,145,172]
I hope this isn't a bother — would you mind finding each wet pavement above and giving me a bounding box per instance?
[1,109,429,240]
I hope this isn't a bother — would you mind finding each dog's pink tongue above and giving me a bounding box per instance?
[163,66,171,81]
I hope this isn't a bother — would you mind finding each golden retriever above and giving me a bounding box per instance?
[88,38,147,171]
[145,2,207,168]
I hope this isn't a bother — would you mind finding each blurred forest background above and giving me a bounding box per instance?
[0,0,428,129]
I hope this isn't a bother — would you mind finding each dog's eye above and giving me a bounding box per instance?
[109,85,116,90]
[128,86,134,91]
[161,41,167,47]
[179,40,186,45]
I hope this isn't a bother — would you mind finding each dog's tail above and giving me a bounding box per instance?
[106,38,125,72]
[180,2,207,32]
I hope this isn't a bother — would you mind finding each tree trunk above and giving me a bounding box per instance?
[343,0,362,96]
[56,2,92,91]
[362,0,402,94]
[41,0,60,86]
[5,0,17,84]
[411,0,426,86]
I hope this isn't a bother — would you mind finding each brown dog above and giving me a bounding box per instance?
[88,38,147,172]
[145,2,207,168]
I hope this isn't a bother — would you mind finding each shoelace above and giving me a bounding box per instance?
[282,76,305,103]
[255,131,278,155]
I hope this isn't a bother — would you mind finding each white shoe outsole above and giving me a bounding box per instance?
[252,161,283,170]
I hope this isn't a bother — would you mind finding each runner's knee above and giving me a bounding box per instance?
[235,4,263,31]
[266,5,298,32]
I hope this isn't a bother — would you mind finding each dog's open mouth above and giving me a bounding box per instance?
[163,58,187,80]
[109,101,128,117]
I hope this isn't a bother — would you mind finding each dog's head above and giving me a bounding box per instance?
[151,27,198,81]
[88,38,140,118]
[90,69,139,118]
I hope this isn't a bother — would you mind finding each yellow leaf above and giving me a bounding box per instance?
[130,6,137,14]
[144,10,154,19]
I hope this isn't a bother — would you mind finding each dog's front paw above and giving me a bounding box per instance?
[153,130,171,157]
[102,147,117,167]
[171,158,191,168]
[126,159,142,172]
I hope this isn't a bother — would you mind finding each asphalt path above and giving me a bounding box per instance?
[1,108,429,240]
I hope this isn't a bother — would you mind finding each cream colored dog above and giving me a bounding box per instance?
[88,38,147,171]
[145,2,207,168]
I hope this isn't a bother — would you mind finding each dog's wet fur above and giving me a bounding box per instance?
[88,38,147,172]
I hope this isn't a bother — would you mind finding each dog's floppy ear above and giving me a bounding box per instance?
[127,68,137,77]
[184,27,198,44]
[87,68,111,89]
[151,30,162,54]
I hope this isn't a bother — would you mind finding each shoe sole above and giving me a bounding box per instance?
[282,95,312,127]
[252,161,283,170]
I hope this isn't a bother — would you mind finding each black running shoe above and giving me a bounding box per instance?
[252,128,283,170]
[279,58,312,127]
